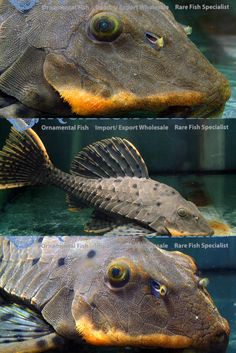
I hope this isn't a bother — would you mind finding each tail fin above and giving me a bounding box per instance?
[0,128,52,190]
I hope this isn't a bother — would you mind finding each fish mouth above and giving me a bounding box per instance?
[158,81,231,118]
[76,316,192,348]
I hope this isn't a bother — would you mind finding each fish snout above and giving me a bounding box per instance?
[203,73,231,116]
[204,318,230,353]
[197,215,214,236]
[209,329,229,352]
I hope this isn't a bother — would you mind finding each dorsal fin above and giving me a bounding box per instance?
[71,138,149,179]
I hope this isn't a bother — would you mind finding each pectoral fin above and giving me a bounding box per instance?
[85,211,124,234]
[66,193,87,212]
[43,53,111,115]
[0,301,63,353]
[104,224,154,237]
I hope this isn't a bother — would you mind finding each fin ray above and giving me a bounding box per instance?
[71,137,149,179]
[85,211,123,234]
[0,128,51,190]
[0,302,54,346]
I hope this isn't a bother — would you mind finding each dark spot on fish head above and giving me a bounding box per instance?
[87,250,96,258]
[37,339,47,348]
[58,257,66,267]
[156,202,161,207]
[133,183,137,189]
[52,335,64,346]
[32,258,40,266]
[78,238,229,350]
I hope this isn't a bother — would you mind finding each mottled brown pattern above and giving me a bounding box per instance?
[0,236,230,352]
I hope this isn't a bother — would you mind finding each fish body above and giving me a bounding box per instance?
[0,235,230,352]
[0,0,230,118]
[0,127,213,236]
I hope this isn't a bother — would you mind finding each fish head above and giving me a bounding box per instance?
[72,236,229,351]
[150,187,214,236]
[39,0,230,117]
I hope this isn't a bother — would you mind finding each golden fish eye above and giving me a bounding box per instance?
[108,263,130,288]
[89,12,123,42]
[177,208,187,217]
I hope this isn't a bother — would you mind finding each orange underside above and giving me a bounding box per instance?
[208,220,231,235]
[58,88,204,115]
[76,317,192,348]
[167,227,211,236]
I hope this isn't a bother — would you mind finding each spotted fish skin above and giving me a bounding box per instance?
[0,127,213,236]
[0,236,230,352]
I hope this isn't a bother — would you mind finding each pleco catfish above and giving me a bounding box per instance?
[0,0,231,119]
[0,236,230,353]
[0,127,213,236]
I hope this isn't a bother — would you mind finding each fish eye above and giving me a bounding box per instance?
[88,12,123,42]
[150,279,167,298]
[107,262,130,288]
[177,208,187,217]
